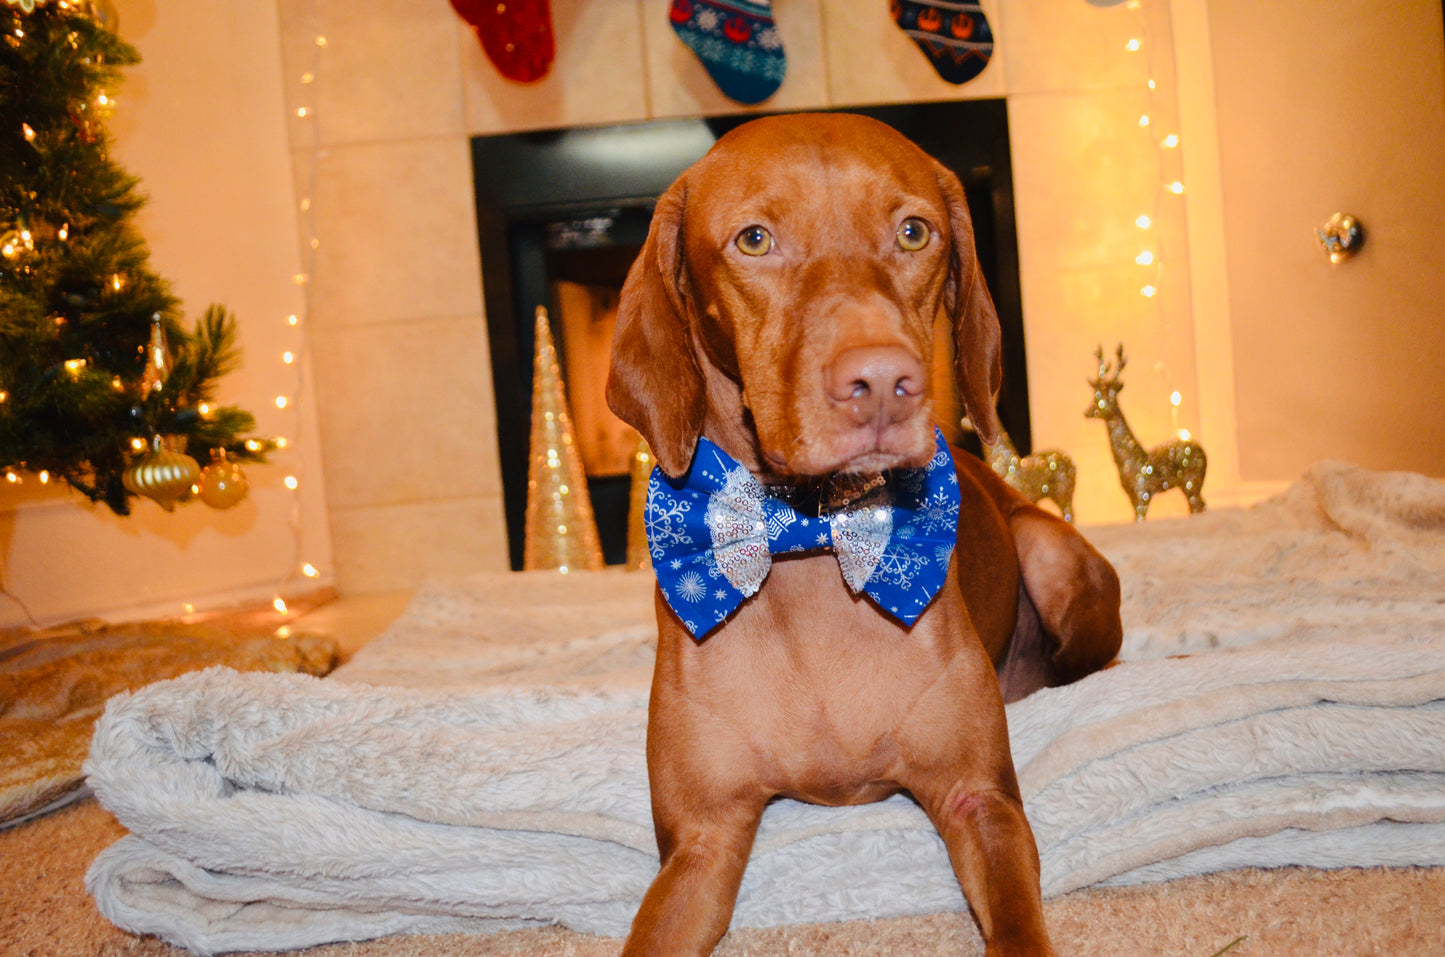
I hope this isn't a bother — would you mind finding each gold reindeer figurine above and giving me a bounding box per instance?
[982,426,1077,523]
[1086,344,1206,521]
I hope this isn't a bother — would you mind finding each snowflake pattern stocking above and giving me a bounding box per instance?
[669,0,786,105]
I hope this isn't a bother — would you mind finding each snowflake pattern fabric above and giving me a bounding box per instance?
[646,429,960,639]
[668,0,786,105]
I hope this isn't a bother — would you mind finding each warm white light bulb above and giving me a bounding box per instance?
[275,396,289,409]
[1162,133,1180,148]
[1136,214,1152,229]
[1126,38,1141,52]
[273,597,289,614]
[284,475,299,490]
[1141,285,1158,298]
[1167,181,1185,194]
[1136,251,1154,266]
[302,563,319,578]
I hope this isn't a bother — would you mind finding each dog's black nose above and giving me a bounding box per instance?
[825,345,925,427]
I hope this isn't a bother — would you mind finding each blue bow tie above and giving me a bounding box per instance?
[644,428,961,639]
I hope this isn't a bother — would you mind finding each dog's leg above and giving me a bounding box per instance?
[621,795,765,957]
[1009,505,1123,687]
[914,779,1056,957]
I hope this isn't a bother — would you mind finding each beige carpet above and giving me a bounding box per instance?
[3,797,1442,956]
[0,612,339,827]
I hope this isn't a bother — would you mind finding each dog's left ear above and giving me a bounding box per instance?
[935,162,1003,446]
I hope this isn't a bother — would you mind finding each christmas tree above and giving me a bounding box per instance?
[0,0,268,515]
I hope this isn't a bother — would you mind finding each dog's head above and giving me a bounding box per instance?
[606,113,1002,481]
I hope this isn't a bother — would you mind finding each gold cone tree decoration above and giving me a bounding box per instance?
[626,434,653,571]
[523,306,604,572]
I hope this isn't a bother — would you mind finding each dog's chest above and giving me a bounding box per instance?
[667,556,963,795]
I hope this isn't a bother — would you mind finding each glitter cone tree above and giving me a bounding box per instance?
[523,306,603,572]
[0,1,269,514]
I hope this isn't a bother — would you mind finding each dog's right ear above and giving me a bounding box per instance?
[606,180,706,478]
[935,160,1003,447]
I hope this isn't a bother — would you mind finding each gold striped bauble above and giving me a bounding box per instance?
[123,435,200,511]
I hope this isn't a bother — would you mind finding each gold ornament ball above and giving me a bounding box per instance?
[123,438,200,511]
[197,450,249,509]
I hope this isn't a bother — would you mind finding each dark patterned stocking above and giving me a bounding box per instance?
[890,0,994,85]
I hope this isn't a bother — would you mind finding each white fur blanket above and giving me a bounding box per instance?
[84,462,1445,954]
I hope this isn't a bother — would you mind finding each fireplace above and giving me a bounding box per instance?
[471,100,1027,570]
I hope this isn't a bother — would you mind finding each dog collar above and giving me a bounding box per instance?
[644,428,960,639]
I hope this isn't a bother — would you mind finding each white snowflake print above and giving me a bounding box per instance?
[646,482,694,560]
[695,8,720,32]
[872,546,929,591]
[915,488,960,535]
[935,543,955,567]
[766,507,796,540]
[756,26,782,50]
[677,571,707,603]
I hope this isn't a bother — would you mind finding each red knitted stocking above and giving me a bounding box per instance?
[450,0,555,83]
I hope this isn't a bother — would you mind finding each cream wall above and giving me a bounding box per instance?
[1208,0,1445,482]
[0,0,331,628]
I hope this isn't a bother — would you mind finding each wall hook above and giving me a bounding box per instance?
[1317,213,1364,263]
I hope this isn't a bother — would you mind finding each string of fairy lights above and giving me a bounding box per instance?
[267,3,328,626]
[1122,0,1193,442]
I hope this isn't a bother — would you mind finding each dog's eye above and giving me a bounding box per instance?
[896,217,931,252]
[735,225,774,257]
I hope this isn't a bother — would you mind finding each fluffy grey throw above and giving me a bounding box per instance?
[83,462,1445,954]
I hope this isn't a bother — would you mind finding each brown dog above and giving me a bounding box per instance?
[606,113,1121,956]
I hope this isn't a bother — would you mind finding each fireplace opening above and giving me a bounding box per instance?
[472,101,1027,570]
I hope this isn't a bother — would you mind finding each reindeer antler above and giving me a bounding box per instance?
[1091,343,1129,384]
